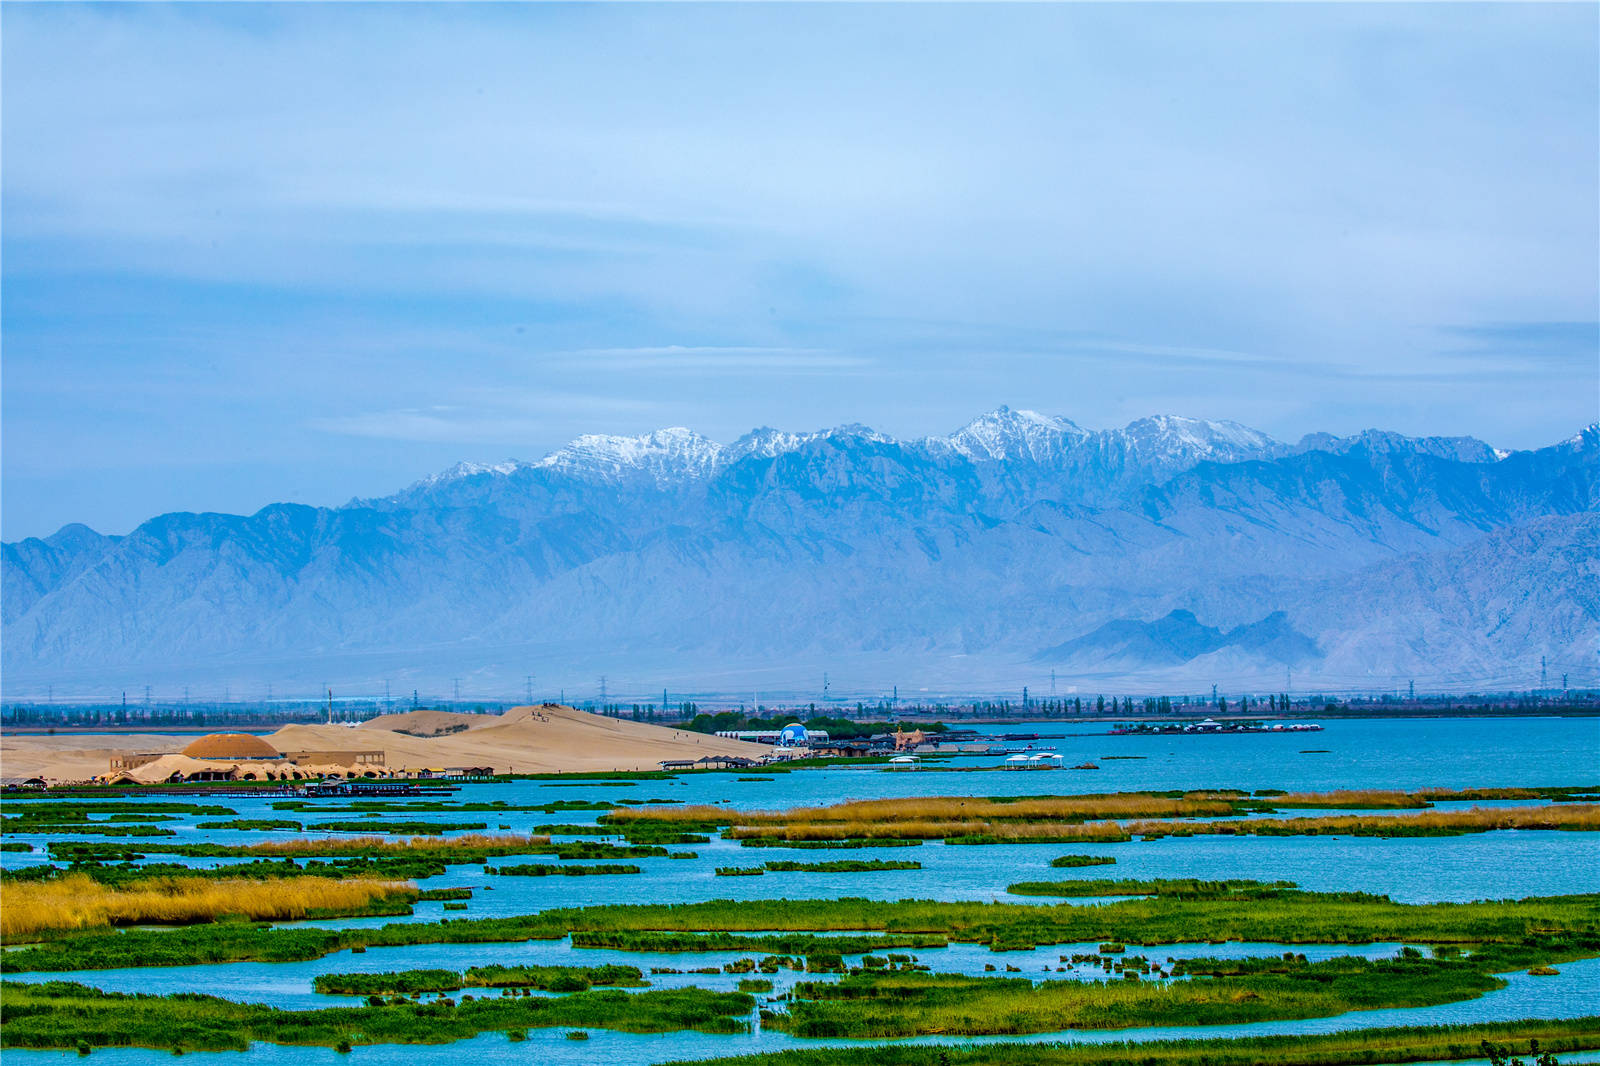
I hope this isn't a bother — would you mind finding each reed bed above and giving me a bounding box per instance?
[608,789,1600,845]
[767,956,1502,1037]
[659,1017,1600,1065]
[488,863,642,877]
[7,890,1596,973]
[1126,804,1600,839]
[0,872,416,939]
[231,832,554,857]
[306,820,490,835]
[0,980,754,1051]
[1262,789,1428,809]
[1005,879,1296,899]
[312,963,647,995]
[4,857,455,887]
[723,803,1600,844]
[762,860,922,873]
[605,793,1244,828]
[733,821,1134,843]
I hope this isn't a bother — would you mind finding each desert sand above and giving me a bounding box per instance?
[1,705,770,783]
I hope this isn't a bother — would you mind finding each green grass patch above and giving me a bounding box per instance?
[312,963,647,995]
[6,891,1596,973]
[488,863,642,877]
[308,821,489,835]
[657,1017,1600,1065]
[0,980,752,1051]
[196,819,303,832]
[762,860,921,873]
[416,888,473,901]
[1007,879,1298,899]
[765,955,1503,1037]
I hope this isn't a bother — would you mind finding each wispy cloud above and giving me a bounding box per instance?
[1439,321,1599,364]
[310,393,661,444]
[555,346,869,373]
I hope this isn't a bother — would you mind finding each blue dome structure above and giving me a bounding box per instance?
[778,722,809,747]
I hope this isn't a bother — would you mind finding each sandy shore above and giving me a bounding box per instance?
[1,705,771,783]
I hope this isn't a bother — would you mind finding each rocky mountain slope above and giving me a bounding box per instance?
[5,410,1595,697]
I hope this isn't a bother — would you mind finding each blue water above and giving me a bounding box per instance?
[3,716,1597,1065]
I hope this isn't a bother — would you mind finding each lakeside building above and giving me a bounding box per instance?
[714,724,830,746]
[102,732,391,784]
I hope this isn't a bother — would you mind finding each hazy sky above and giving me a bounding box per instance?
[4,3,1596,540]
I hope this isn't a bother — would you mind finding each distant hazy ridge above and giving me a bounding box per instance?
[5,409,1596,696]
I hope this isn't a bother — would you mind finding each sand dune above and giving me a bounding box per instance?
[0,732,187,783]
[356,709,487,735]
[274,704,767,774]
[1,705,769,782]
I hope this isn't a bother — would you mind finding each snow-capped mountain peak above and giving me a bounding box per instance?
[1120,414,1279,459]
[535,426,724,484]
[410,459,531,490]
[939,405,1088,462]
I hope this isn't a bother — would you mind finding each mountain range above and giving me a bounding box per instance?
[4,408,1596,700]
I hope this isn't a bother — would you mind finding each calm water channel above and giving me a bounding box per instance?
[5,715,1598,1064]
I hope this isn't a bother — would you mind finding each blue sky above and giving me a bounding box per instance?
[4,3,1596,540]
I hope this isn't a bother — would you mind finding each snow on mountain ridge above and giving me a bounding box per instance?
[403,408,1536,496]
[938,405,1089,462]
[414,460,530,489]
[1120,415,1279,457]
[535,426,724,485]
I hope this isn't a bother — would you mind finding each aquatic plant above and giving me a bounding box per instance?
[657,1017,1600,1065]
[762,860,921,873]
[0,872,416,939]
[765,955,1503,1037]
[1006,879,1298,899]
[312,963,646,994]
[0,981,754,1050]
[8,891,1596,973]
[488,863,643,877]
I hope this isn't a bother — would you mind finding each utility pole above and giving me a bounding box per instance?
[823,672,829,703]
[1050,670,1056,698]
[598,676,607,710]
[1541,656,1548,690]
[1408,680,1414,701]
[525,675,534,706]
[326,687,333,725]
[452,678,462,703]
[384,679,391,707]
[662,688,668,714]
[144,685,151,707]
[267,683,273,702]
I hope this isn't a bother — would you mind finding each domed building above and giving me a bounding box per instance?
[180,733,281,760]
[107,730,389,785]
[777,722,809,747]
